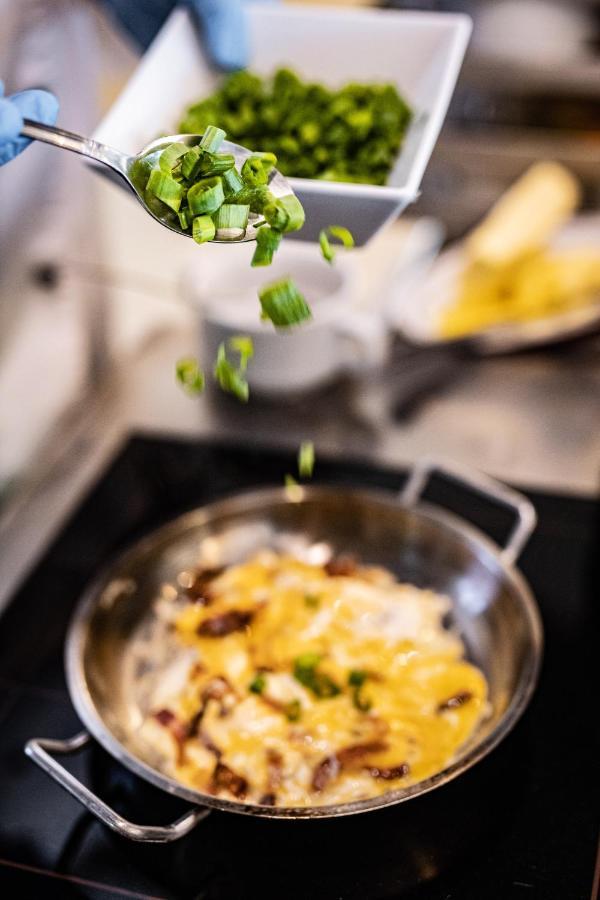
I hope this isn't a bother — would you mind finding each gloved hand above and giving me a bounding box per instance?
[102,0,268,71]
[0,82,59,167]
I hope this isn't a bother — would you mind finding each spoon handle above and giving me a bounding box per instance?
[21,118,130,177]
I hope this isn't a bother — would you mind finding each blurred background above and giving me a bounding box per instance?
[1,0,599,602]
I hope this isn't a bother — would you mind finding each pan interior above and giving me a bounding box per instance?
[71,488,540,816]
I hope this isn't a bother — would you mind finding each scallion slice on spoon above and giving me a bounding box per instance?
[18,119,299,244]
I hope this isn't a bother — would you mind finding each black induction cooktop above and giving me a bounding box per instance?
[0,435,597,900]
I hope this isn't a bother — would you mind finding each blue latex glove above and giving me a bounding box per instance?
[0,82,59,167]
[102,0,262,71]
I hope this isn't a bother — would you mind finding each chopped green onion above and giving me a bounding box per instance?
[221,166,244,198]
[187,177,224,215]
[192,215,216,244]
[176,357,205,395]
[285,474,299,488]
[229,335,254,370]
[259,277,312,328]
[181,146,201,180]
[241,153,276,186]
[293,654,340,699]
[319,226,355,264]
[249,672,266,694]
[213,337,253,402]
[159,142,188,173]
[146,168,184,213]
[348,670,372,712]
[284,699,302,722]
[231,185,273,214]
[304,593,320,609]
[264,195,305,234]
[200,125,226,153]
[251,226,282,267]
[178,208,192,230]
[212,203,249,234]
[298,441,315,478]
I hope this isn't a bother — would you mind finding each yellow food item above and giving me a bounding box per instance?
[438,161,600,339]
[466,161,580,268]
[139,551,487,807]
[439,247,600,339]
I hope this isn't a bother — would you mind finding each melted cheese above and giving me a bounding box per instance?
[140,552,487,807]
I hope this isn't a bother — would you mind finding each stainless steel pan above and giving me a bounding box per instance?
[25,458,542,843]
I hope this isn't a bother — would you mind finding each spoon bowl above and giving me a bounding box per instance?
[20,120,296,244]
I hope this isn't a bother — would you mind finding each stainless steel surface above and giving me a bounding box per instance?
[400,456,537,566]
[20,119,294,244]
[25,732,209,843]
[27,462,542,840]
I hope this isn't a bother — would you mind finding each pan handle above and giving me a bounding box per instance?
[400,457,536,566]
[25,731,210,843]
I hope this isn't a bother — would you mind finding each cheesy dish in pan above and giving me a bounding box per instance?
[139,550,487,807]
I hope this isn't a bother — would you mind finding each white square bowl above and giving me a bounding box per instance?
[93,3,471,244]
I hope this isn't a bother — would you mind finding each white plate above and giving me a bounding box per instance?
[389,214,600,354]
[93,3,471,245]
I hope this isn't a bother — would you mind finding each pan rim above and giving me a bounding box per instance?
[65,483,543,819]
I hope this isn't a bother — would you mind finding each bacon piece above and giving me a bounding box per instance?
[312,754,340,792]
[365,763,410,781]
[211,762,248,799]
[154,708,175,727]
[437,691,473,712]
[324,554,357,577]
[259,792,276,806]
[197,610,253,637]
[185,566,224,604]
[312,740,389,792]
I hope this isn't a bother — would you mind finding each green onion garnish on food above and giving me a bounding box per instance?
[304,593,320,609]
[176,357,205,395]
[187,177,225,215]
[251,226,282,267]
[200,125,226,153]
[192,215,216,244]
[146,169,184,213]
[249,672,266,694]
[319,226,355,264]
[298,441,315,478]
[284,699,302,722]
[348,670,373,712]
[259,277,312,327]
[293,653,340,699]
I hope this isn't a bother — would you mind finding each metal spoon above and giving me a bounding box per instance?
[20,119,295,243]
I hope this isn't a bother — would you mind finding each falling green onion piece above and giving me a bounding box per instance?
[285,474,299,488]
[200,125,226,153]
[229,335,254,371]
[251,226,282,267]
[319,226,355,264]
[258,277,311,328]
[298,441,315,478]
[146,169,184,213]
[192,215,216,244]
[187,177,224,215]
[213,338,253,402]
[176,357,205,395]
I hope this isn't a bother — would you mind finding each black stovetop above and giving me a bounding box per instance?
[0,435,598,900]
